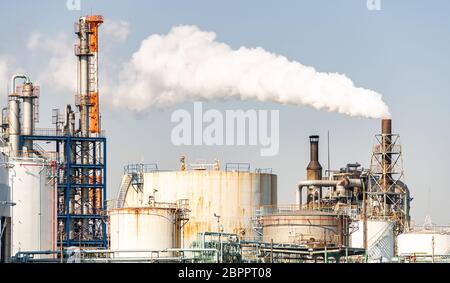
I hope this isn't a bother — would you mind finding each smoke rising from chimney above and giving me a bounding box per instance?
[112,25,391,119]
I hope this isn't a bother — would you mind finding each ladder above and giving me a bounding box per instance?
[88,57,98,93]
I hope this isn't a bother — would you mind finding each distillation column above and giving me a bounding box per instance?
[75,17,91,239]
[8,74,31,157]
[74,15,103,241]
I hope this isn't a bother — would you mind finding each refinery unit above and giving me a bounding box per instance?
[0,15,449,264]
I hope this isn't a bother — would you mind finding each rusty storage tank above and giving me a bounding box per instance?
[261,208,349,247]
[118,165,277,248]
[109,205,178,258]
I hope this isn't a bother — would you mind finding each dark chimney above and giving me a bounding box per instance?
[307,135,322,181]
[381,119,392,193]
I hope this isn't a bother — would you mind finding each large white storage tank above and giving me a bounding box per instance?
[109,206,177,258]
[0,151,11,262]
[350,220,395,262]
[397,230,450,256]
[9,158,56,257]
[120,169,277,248]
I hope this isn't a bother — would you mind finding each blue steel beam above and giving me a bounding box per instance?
[57,214,103,219]
[22,134,107,248]
[102,139,107,247]
[57,184,104,188]
[64,139,71,246]
[21,135,105,142]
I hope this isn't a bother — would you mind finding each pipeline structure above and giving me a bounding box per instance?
[0,15,107,263]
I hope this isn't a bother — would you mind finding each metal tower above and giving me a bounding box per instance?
[21,15,107,248]
[367,119,411,234]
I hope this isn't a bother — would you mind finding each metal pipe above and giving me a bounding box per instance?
[8,98,20,157]
[297,178,363,207]
[8,74,31,157]
[298,178,362,188]
[10,74,30,94]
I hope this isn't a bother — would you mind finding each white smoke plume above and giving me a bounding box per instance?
[112,25,390,118]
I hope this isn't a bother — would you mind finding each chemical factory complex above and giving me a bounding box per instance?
[0,14,449,264]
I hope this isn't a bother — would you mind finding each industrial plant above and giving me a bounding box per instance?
[0,15,449,264]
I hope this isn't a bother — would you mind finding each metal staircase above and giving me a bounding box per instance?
[116,174,132,208]
[367,222,394,262]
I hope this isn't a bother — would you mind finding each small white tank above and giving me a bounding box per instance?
[109,206,178,258]
[397,231,450,256]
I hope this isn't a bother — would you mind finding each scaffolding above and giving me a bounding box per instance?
[20,132,107,247]
[368,132,410,234]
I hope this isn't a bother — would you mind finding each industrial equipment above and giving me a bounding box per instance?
[0,15,107,251]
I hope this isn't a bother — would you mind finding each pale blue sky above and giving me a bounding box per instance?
[1,0,449,224]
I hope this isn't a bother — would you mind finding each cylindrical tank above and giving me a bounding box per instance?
[0,152,11,262]
[261,210,345,247]
[121,170,277,248]
[397,231,450,256]
[9,159,56,257]
[109,206,177,258]
[350,220,394,262]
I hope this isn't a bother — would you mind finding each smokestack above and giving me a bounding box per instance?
[307,135,322,180]
[381,119,392,194]
[306,135,322,206]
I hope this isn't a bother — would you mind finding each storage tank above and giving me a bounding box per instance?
[9,158,56,257]
[350,220,394,262]
[261,209,347,247]
[120,169,277,248]
[397,230,450,256]
[109,206,177,258]
[0,151,11,262]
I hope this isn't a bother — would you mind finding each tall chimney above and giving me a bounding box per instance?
[306,135,322,206]
[381,119,392,194]
[307,135,322,180]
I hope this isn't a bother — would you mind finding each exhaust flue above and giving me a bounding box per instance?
[381,119,392,194]
[306,135,322,205]
[307,135,322,181]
